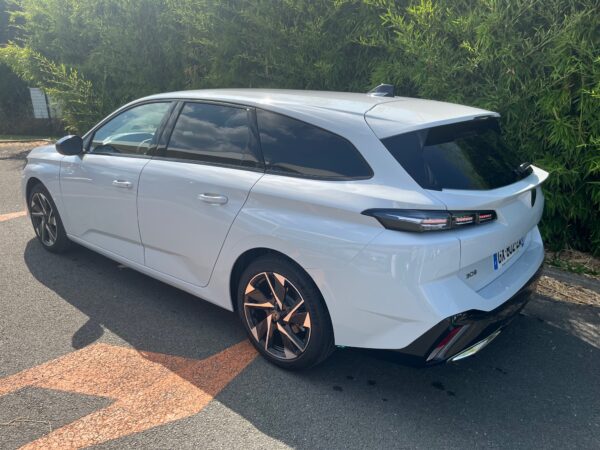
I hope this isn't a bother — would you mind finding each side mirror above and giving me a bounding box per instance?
[55,135,83,155]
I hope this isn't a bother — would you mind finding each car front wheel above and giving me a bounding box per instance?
[28,183,71,253]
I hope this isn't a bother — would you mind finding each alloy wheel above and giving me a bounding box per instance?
[30,192,58,246]
[243,272,311,360]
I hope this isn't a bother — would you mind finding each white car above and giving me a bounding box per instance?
[23,87,547,369]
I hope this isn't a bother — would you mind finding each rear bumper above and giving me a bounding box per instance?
[397,266,542,365]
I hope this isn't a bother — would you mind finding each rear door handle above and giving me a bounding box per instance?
[112,180,133,189]
[198,193,228,205]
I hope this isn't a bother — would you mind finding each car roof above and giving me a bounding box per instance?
[145,88,394,113]
[141,89,497,138]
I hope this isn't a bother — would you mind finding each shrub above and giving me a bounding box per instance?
[0,45,100,132]
[1,0,598,253]
[0,62,32,133]
[364,0,600,254]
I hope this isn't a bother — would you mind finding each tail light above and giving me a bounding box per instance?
[362,209,496,232]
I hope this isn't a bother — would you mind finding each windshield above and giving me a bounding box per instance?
[381,118,531,190]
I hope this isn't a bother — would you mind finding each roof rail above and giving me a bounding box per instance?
[367,84,395,98]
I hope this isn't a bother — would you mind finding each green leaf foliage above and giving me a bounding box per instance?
[0,0,598,253]
[364,0,600,254]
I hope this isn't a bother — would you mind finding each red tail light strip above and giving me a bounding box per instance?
[362,209,497,233]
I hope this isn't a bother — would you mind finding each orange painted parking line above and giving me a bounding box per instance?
[0,341,258,449]
[0,210,27,222]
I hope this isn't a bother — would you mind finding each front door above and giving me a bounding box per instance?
[137,101,264,286]
[60,102,172,263]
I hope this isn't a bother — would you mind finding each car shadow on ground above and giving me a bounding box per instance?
[23,239,600,448]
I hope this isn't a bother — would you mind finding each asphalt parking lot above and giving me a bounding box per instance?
[1,142,599,449]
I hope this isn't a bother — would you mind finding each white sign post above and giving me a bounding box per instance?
[29,88,51,119]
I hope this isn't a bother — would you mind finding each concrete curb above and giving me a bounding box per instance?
[0,139,54,144]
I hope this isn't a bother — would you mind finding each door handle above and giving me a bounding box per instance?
[198,193,228,205]
[112,180,133,189]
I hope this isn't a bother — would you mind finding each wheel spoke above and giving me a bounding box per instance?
[283,299,304,323]
[303,313,311,329]
[37,195,48,215]
[244,301,275,310]
[277,326,299,359]
[282,339,296,359]
[31,195,41,215]
[250,314,270,342]
[276,322,305,352]
[245,285,272,305]
[42,196,52,216]
[272,273,287,300]
[30,211,44,217]
[40,219,48,242]
[264,272,284,309]
[264,315,274,350]
[289,312,310,329]
[46,223,57,242]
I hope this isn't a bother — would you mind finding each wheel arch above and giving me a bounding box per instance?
[25,176,44,201]
[229,247,332,320]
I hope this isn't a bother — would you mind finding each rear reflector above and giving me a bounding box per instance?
[362,209,497,232]
[426,326,466,362]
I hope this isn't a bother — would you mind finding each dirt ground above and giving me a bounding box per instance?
[0,141,51,156]
[538,275,600,306]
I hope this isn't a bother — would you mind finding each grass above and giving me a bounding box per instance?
[545,250,600,278]
[545,258,599,277]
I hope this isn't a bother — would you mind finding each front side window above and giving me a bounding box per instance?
[256,109,373,180]
[90,102,171,155]
[165,102,260,168]
[381,118,531,190]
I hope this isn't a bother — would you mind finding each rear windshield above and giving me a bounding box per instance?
[381,118,530,190]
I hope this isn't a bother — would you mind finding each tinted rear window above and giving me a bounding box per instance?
[256,109,372,180]
[381,118,530,190]
[166,102,261,168]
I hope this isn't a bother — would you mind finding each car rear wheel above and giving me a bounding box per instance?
[237,255,334,370]
[28,183,71,253]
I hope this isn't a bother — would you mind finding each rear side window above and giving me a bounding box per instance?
[256,109,372,180]
[166,102,261,168]
[381,118,530,190]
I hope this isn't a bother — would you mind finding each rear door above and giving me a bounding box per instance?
[137,101,264,287]
[375,117,548,289]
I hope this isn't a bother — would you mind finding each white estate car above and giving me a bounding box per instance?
[23,87,547,369]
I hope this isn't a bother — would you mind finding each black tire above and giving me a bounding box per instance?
[237,254,335,370]
[28,183,71,253]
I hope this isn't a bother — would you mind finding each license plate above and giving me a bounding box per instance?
[493,237,525,270]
